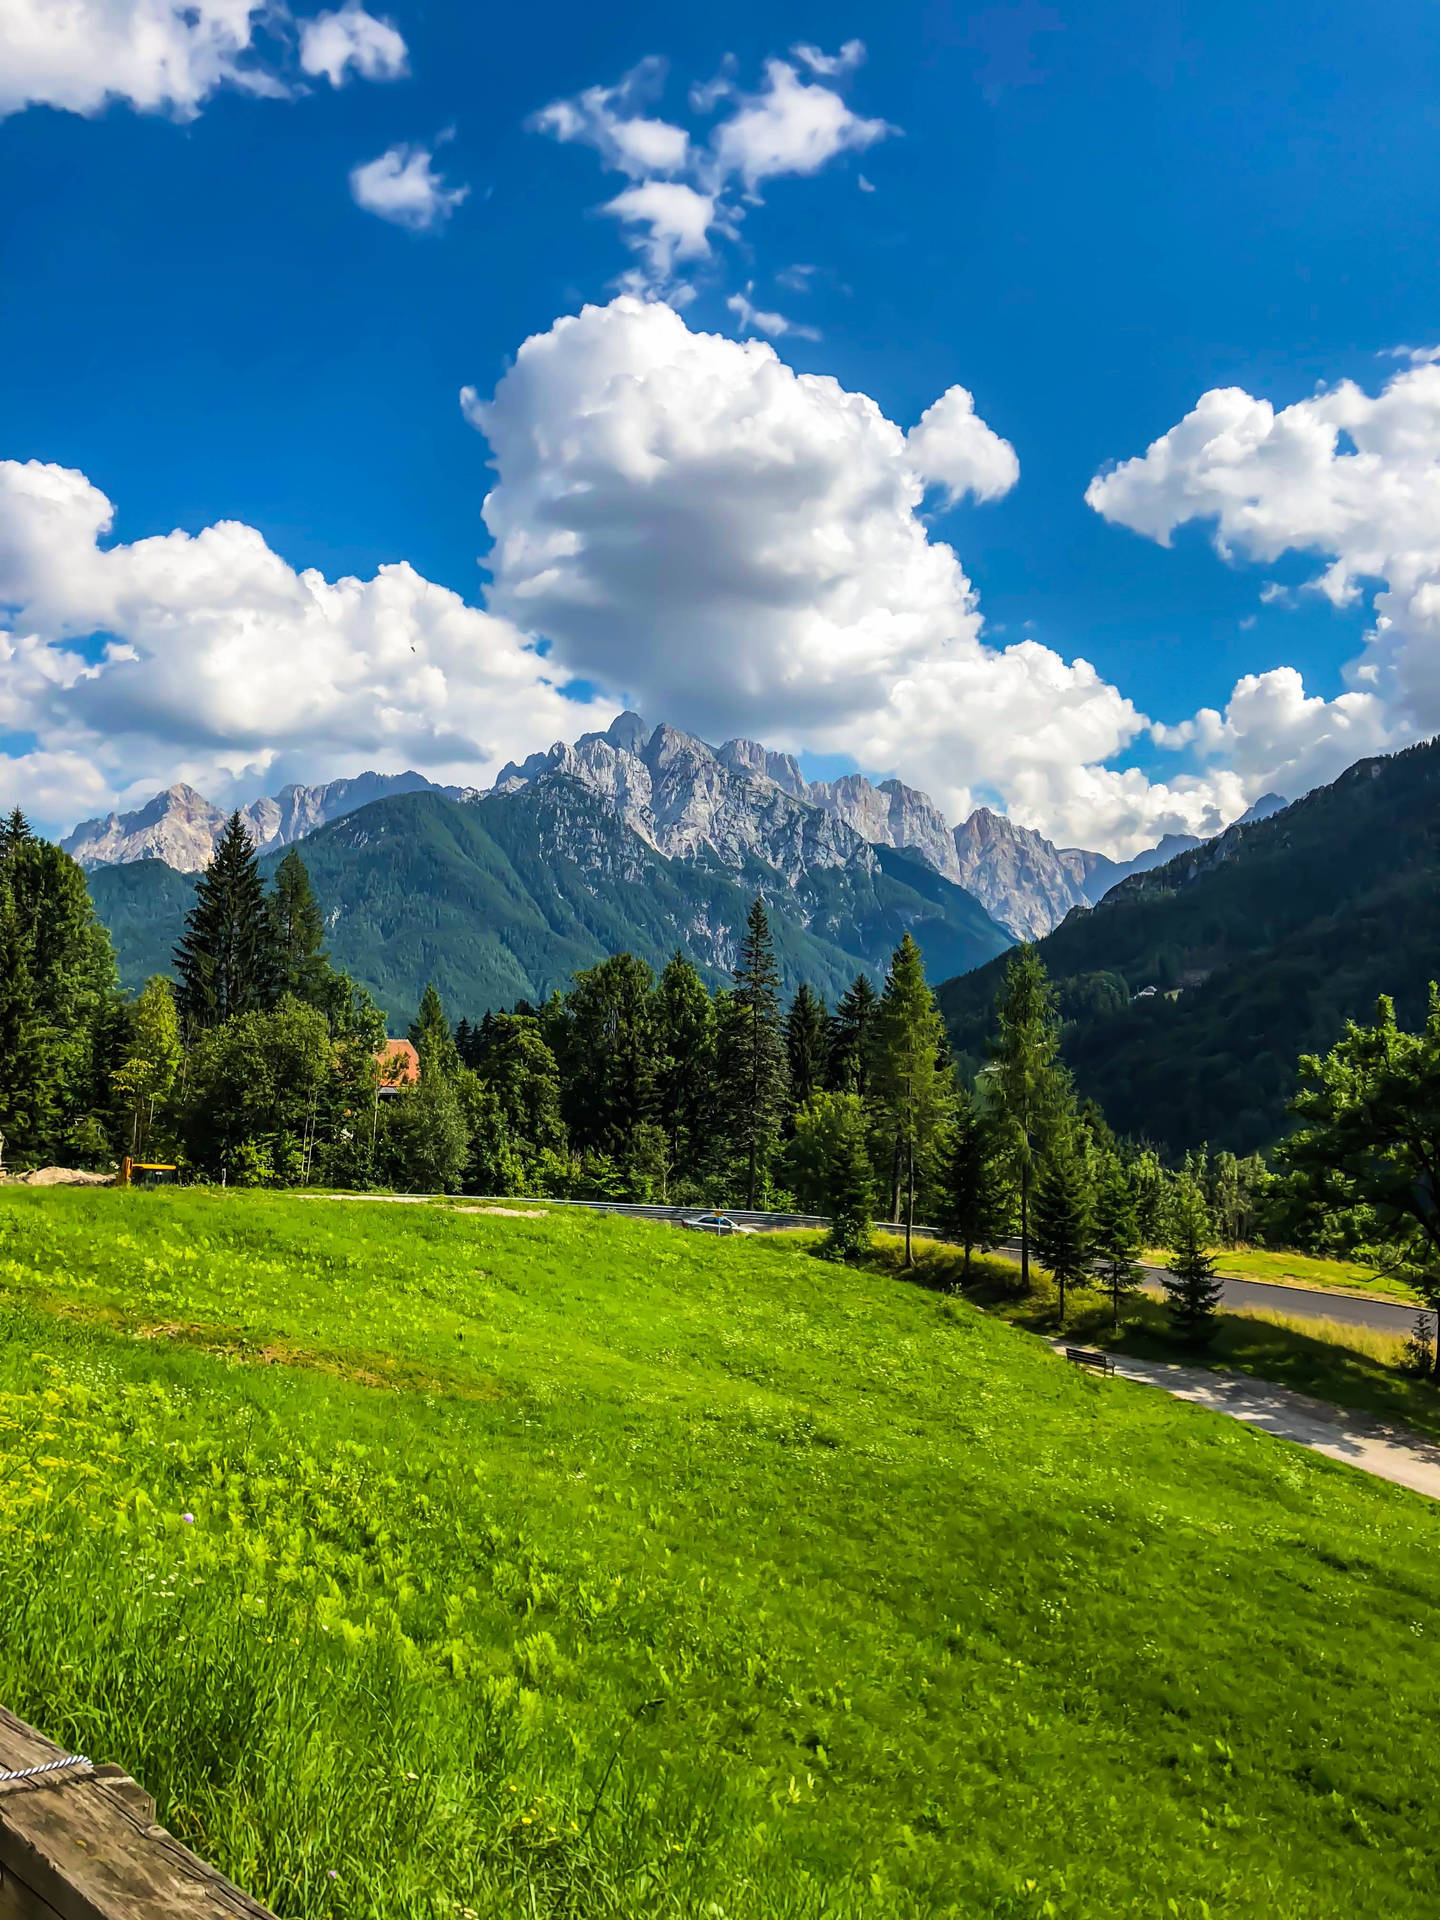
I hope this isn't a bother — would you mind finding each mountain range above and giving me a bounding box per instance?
[64,712,1239,943]
[936,741,1437,1153]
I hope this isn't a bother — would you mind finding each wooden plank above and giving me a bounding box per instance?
[0,1708,276,1920]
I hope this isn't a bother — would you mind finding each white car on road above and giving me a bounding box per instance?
[680,1212,755,1236]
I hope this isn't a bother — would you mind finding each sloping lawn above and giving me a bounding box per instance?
[1,1188,1437,1919]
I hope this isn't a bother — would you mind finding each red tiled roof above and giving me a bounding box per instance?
[377,1038,420,1087]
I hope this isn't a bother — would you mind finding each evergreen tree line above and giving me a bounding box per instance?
[4,803,1436,1360]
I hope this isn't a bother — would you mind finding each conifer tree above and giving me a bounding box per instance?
[409,982,459,1079]
[941,1084,1012,1282]
[827,972,879,1097]
[820,1094,875,1261]
[0,878,47,1160]
[989,946,1070,1290]
[269,848,330,1005]
[555,953,660,1182]
[1093,1158,1145,1327]
[0,808,32,861]
[1032,1126,1095,1324]
[785,983,828,1109]
[874,933,953,1267]
[1164,1178,1223,1343]
[173,813,276,1032]
[656,952,717,1187]
[724,897,787,1208]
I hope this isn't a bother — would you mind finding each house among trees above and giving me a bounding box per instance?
[377,1038,420,1098]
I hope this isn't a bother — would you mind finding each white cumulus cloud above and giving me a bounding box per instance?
[349,143,469,230]
[603,181,716,280]
[906,386,1020,506]
[0,0,284,119]
[299,2,407,87]
[1086,362,1440,793]
[0,458,611,831]
[461,296,1229,855]
[707,55,891,195]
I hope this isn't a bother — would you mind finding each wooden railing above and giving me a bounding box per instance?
[0,1706,277,1919]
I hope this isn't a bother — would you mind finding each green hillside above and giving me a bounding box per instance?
[937,737,1440,1152]
[4,1188,1439,1917]
[88,781,1011,1018]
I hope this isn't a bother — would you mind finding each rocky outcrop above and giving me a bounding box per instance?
[64,770,447,871]
[808,775,963,882]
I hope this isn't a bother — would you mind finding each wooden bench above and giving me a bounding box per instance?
[1064,1347,1114,1376]
[0,1703,276,1919]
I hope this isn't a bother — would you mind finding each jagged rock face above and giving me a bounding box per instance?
[63,771,443,871]
[63,784,230,874]
[951,808,1100,942]
[809,774,962,881]
[491,713,873,884]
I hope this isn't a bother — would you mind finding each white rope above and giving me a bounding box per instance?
[0,1753,92,1784]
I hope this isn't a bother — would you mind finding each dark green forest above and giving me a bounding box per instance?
[937,737,1440,1153]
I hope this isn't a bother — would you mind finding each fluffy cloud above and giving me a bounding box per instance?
[527,58,690,179]
[1087,363,1440,792]
[462,296,1233,854]
[706,57,890,195]
[0,0,284,119]
[726,286,819,341]
[530,48,891,295]
[0,459,611,831]
[602,182,715,279]
[0,0,406,121]
[299,2,407,87]
[349,143,469,230]
[907,386,1020,506]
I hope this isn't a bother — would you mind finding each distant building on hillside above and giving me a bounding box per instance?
[1133,985,1158,1001]
[377,1038,419,1098]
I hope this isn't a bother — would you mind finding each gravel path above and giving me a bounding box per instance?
[1060,1345,1440,1501]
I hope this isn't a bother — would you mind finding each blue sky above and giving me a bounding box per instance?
[3,0,1439,852]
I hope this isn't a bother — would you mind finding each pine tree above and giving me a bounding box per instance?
[656,952,717,1188]
[827,972,879,1097]
[0,808,32,862]
[785,983,828,1109]
[409,982,459,1080]
[1093,1158,1145,1327]
[1164,1178,1223,1343]
[0,878,49,1162]
[989,946,1070,1291]
[173,813,277,1032]
[269,848,330,1005]
[725,897,787,1208]
[941,1084,1012,1282]
[874,933,953,1267]
[554,953,660,1185]
[1032,1127,1095,1324]
[820,1094,875,1261]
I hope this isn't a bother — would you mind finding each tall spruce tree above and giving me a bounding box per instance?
[827,972,879,1097]
[556,953,660,1180]
[942,1084,1012,1282]
[656,952,718,1188]
[173,813,276,1033]
[785,983,829,1110]
[725,897,787,1208]
[0,808,33,861]
[989,946,1069,1291]
[0,878,46,1163]
[269,848,330,1006]
[410,982,459,1079]
[874,933,953,1267]
[1164,1178,1223,1343]
[1093,1158,1145,1327]
[1032,1126,1095,1324]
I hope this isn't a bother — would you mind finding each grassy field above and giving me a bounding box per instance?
[890,1239,1440,1442]
[1143,1244,1422,1307]
[3,1191,1440,1918]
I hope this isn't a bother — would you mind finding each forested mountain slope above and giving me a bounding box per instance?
[92,781,1010,1019]
[936,738,1440,1153]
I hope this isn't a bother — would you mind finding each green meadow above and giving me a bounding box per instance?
[1,1188,1438,1919]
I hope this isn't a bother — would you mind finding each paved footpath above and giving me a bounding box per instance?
[1062,1345,1440,1501]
